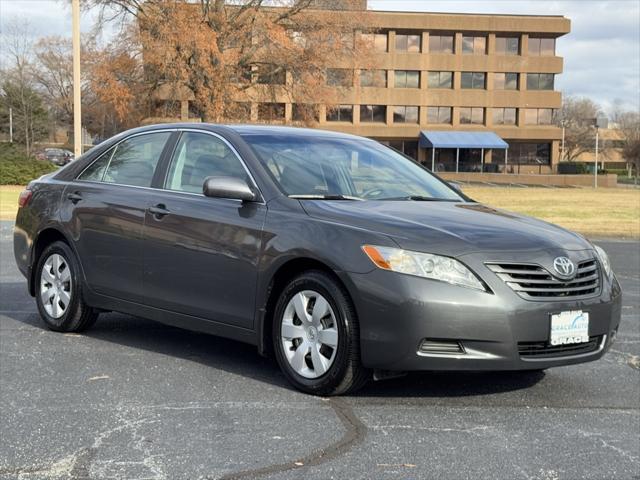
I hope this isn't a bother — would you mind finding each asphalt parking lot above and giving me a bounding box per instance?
[1,220,638,480]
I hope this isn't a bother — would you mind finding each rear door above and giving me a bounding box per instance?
[141,130,266,329]
[60,130,174,303]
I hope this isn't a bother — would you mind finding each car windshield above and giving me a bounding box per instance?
[242,134,464,201]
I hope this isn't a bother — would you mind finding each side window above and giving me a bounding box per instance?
[78,147,114,182]
[165,132,248,193]
[102,132,171,187]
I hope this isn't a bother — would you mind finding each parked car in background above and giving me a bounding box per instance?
[43,148,74,166]
[13,124,622,395]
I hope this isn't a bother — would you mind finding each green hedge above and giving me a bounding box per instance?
[0,143,57,185]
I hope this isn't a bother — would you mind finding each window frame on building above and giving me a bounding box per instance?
[395,33,422,53]
[461,72,487,90]
[361,32,389,52]
[495,36,520,55]
[394,70,420,88]
[292,104,320,122]
[326,104,354,123]
[494,72,519,90]
[255,65,286,85]
[359,104,387,123]
[493,107,518,126]
[459,107,485,125]
[257,103,286,122]
[528,37,556,56]
[427,71,453,89]
[326,68,354,87]
[462,35,487,55]
[427,106,452,124]
[393,105,419,124]
[524,108,554,125]
[428,34,454,54]
[360,69,388,88]
[526,73,555,90]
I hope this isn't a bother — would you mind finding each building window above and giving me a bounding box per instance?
[460,107,485,125]
[393,106,419,124]
[361,33,388,52]
[360,105,386,123]
[258,103,285,121]
[395,33,421,52]
[493,108,517,125]
[524,108,554,125]
[427,106,452,124]
[428,71,453,89]
[394,70,420,88]
[509,142,551,165]
[360,69,387,87]
[326,105,353,122]
[527,73,555,90]
[228,102,251,122]
[388,140,419,160]
[429,35,454,53]
[528,37,555,56]
[256,65,286,85]
[326,68,353,87]
[495,36,520,55]
[292,104,319,122]
[494,73,519,90]
[462,36,487,54]
[461,72,486,89]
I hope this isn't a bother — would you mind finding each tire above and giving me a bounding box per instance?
[272,270,368,396]
[34,241,98,332]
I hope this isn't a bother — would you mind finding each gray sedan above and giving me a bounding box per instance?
[13,124,622,395]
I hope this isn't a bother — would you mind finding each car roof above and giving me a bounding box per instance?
[124,123,368,142]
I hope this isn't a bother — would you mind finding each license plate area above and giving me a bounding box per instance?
[550,310,589,346]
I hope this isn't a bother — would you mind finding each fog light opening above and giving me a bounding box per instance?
[419,339,465,356]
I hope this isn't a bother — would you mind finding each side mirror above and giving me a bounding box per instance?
[203,176,257,202]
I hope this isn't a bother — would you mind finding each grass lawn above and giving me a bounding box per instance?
[463,186,640,239]
[1,184,638,239]
[0,186,22,221]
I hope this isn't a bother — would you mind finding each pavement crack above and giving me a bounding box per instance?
[609,348,640,370]
[215,397,366,480]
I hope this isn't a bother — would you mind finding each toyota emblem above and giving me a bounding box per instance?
[553,257,575,277]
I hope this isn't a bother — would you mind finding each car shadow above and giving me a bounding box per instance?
[3,289,545,398]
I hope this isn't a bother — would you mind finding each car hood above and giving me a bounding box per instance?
[301,200,592,257]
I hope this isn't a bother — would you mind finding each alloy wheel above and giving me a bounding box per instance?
[40,253,72,319]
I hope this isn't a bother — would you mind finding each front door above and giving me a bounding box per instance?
[142,131,266,329]
[61,131,173,303]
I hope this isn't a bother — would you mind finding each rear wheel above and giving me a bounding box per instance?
[272,270,368,395]
[35,241,98,332]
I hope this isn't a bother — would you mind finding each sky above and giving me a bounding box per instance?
[1,0,639,113]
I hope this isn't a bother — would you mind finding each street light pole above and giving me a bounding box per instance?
[561,125,565,162]
[594,127,599,188]
[8,108,13,143]
[72,0,82,158]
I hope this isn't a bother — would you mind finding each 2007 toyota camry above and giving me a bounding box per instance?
[13,124,622,395]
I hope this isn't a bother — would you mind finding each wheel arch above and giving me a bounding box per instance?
[29,227,75,296]
[256,256,360,358]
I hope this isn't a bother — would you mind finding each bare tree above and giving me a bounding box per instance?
[611,107,640,181]
[1,19,48,154]
[555,96,603,162]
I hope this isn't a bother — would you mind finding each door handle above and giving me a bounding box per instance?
[148,204,170,218]
[67,192,82,204]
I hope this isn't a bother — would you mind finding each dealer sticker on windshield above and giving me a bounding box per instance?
[550,310,589,346]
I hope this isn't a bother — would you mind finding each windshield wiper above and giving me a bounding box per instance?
[288,194,365,201]
[380,195,461,202]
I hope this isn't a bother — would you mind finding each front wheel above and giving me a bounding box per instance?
[35,241,98,332]
[272,270,368,395]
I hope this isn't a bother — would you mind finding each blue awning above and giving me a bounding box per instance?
[419,131,508,149]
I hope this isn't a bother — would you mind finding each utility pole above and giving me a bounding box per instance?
[594,128,599,188]
[9,108,13,143]
[560,124,565,162]
[72,0,82,158]
[594,116,609,189]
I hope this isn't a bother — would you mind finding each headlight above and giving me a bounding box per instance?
[593,244,612,278]
[362,245,486,291]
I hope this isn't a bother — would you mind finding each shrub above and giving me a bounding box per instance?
[0,143,57,185]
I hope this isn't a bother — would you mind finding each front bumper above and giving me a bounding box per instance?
[346,266,622,372]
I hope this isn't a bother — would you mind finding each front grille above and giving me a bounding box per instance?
[518,335,602,359]
[486,259,600,300]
